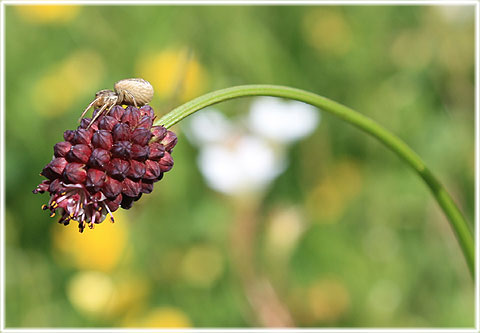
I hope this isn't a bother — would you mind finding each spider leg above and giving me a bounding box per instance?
[104,98,118,116]
[86,101,110,129]
[78,97,101,122]
[124,90,138,108]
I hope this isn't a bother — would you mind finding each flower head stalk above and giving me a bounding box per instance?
[155,84,474,278]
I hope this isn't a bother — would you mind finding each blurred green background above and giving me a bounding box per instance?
[4,4,475,328]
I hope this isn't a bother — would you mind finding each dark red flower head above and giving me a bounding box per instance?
[33,105,177,232]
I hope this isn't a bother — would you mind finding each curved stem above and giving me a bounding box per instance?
[155,84,474,278]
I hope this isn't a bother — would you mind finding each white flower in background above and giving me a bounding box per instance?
[183,99,320,196]
[198,135,285,195]
[248,97,320,144]
[183,108,235,144]
[435,6,472,23]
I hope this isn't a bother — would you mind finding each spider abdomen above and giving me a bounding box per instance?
[114,78,154,106]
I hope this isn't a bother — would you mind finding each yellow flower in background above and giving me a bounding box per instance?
[307,278,350,323]
[180,244,224,288]
[67,271,115,316]
[302,8,352,57]
[52,211,128,272]
[265,206,306,260]
[67,271,150,320]
[306,159,363,223]
[136,48,207,103]
[32,50,104,117]
[105,273,150,319]
[136,307,191,328]
[16,4,80,24]
[389,30,434,70]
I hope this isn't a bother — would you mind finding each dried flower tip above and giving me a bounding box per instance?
[67,144,92,164]
[151,126,167,142]
[98,115,118,131]
[54,141,72,157]
[73,129,93,145]
[88,148,110,168]
[161,131,178,152]
[107,158,130,180]
[159,152,174,172]
[112,123,131,142]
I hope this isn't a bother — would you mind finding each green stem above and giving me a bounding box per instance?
[155,84,474,278]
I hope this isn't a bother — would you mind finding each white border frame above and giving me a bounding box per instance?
[0,1,478,332]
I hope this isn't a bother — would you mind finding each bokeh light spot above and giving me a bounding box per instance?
[32,51,104,117]
[307,159,363,223]
[180,244,224,288]
[67,271,114,316]
[16,5,80,24]
[302,8,352,57]
[136,48,207,102]
[307,278,350,323]
[52,211,128,272]
[139,307,191,328]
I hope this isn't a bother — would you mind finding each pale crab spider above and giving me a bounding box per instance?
[79,78,154,128]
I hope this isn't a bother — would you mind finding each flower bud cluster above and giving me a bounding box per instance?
[33,105,177,232]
